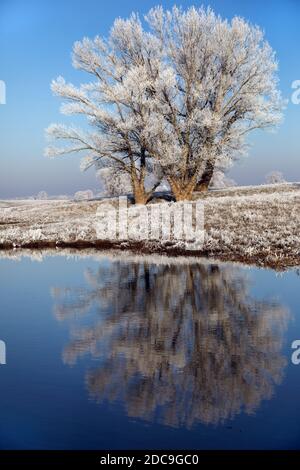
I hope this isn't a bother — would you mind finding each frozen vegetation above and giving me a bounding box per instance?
[0,183,299,269]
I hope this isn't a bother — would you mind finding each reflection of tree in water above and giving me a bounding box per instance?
[51,259,288,428]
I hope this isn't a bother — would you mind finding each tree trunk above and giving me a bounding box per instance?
[168,174,197,201]
[194,160,215,192]
[131,167,149,205]
[133,183,149,204]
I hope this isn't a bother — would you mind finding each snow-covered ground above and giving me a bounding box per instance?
[0,183,299,269]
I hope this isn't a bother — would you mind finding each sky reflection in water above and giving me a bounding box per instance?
[0,252,299,449]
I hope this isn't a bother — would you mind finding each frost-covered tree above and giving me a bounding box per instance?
[45,14,162,204]
[98,167,131,197]
[209,171,236,189]
[36,191,48,200]
[143,6,283,199]
[265,170,286,185]
[74,189,94,201]
[46,5,283,203]
[97,161,163,199]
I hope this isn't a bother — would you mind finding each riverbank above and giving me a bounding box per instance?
[0,183,299,269]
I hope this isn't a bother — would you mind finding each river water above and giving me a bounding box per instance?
[0,252,299,449]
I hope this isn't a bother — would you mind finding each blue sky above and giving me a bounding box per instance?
[0,0,299,198]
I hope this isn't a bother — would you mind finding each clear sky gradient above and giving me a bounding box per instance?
[0,0,299,198]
